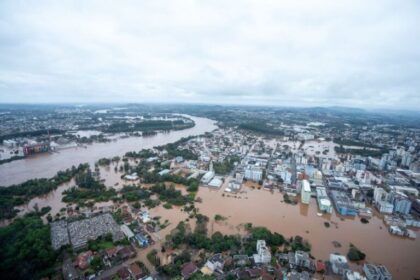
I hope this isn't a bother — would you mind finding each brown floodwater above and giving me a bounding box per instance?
[10,165,420,279]
[2,117,419,279]
[0,115,216,186]
[194,185,420,280]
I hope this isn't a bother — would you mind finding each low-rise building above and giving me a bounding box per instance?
[363,263,392,280]
[316,186,333,213]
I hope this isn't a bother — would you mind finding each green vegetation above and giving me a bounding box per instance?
[144,198,160,208]
[125,149,157,159]
[287,235,311,252]
[283,193,296,204]
[0,155,25,165]
[214,214,227,221]
[0,215,57,279]
[147,249,160,267]
[243,225,285,255]
[158,136,198,160]
[0,164,88,219]
[141,172,200,194]
[360,217,369,224]
[104,120,193,133]
[87,234,114,251]
[120,185,151,202]
[97,157,111,166]
[163,203,173,209]
[334,145,388,158]
[62,168,118,205]
[333,138,379,148]
[157,250,191,277]
[0,128,63,142]
[166,215,241,253]
[150,183,193,206]
[39,206,52,216]
[213,156,240,175]
[347,244,366,261]
[239,122,284,136]
[62,187,117,205]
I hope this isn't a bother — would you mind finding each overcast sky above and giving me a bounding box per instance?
[0,0,419,109]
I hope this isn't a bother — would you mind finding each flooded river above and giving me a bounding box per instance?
[2,116,419,279]
[0,115,216,186]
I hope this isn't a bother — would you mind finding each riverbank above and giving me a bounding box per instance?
[0,115,216,186]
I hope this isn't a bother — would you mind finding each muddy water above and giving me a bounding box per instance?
[0,115,216,186]
[16,180,74,218]
[195,185,420,279]
[12,163,420,278]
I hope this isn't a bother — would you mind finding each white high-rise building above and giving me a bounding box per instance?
[244,166,263,182]
[374,187,388,204]
[253,240,271,264]
[301,180,311,204]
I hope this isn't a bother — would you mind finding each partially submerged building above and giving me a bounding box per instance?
[253,240,271,264]
[316,186,333,213]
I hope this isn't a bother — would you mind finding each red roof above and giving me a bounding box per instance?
[181,262,198,277]
[316,260,326,272]
[129,263,143,278]
[75,250,93,270]
[106,247,117,257]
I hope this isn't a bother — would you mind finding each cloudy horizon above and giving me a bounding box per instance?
[0,1,419,109]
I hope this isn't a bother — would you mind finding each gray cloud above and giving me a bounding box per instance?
[0,0,419,109]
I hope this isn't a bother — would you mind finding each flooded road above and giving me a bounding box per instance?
[0,116,216,186]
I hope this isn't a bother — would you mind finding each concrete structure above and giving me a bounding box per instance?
[158,169,170,176]
[301,180,311,204]
[124,173,139,181]
[390,193,412,214]
[253,240,271,264]
[208,176,223,188]
[120,224,134,239]
[316,186,333,213]
[343,270,367,280]
[287,250,315,272]
[330,191,358,216]
[201,253,224,275]
[329,254,349,276]
[378,201,394,214]
[201,171,215,184]
[244,166,263,182]
[363,264,392,280]
[374,187,388,204]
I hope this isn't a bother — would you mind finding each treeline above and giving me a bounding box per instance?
[334,146,387,158]
[125,149,157,159]
[0,214,57,279]
[213,156,240,175]
[333,138,380,149]
[63,168,117,206]
[0,128,63,142]
[103,120,193,133]
[0,155,25,166]
[155,135,198,160]
[239,123,284,136]
[142,173,200,192]
[150,183,194,206]
[163,218,287,275]
[0,164,89,219]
